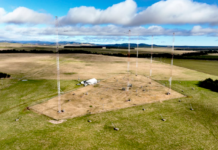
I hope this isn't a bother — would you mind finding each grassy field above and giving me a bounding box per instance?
[0,79,81,113]
[209,53,218,56]
[0,53,217,81]
[1,53,218,149]
[155,57,218,76]
[0,79,218,149]
[0,42,195,55]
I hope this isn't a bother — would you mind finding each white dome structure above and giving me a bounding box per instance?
[81,78,97,86]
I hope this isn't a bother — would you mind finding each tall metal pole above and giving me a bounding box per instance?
[127,30,131,73]
[169,33,175,94]
[136,34,138,76]
[148,36,153,96]
[56,16,61,113]
[149,36,153,83]
[127,30,131,92]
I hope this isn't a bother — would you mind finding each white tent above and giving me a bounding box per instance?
[81,78,97,86]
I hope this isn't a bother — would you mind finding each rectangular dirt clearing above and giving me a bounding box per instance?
[31,74,184,120]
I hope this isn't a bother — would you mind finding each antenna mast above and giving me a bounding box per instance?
[149,36,153,83]
[136,34,138,76]
[169,33,175,94]
[56,16,61,113]
[127,30,131,73]
[127,30,131,92]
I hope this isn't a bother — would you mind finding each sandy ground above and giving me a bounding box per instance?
[31,74,184,120]
[0,53,217,81]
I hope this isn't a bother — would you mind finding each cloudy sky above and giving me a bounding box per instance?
[1,0,218,46]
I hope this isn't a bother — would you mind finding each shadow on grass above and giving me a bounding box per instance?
[196,78,218,93]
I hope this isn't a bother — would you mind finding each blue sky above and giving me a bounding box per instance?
[0,0,218,46]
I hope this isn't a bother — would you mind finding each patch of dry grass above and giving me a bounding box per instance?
[137,47,196,54]
[0,54,217,81]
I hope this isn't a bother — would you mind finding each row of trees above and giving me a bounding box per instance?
[1,49,218,60]
[199,78,218,92]
[0,49,93,54]
[0,72,11,78]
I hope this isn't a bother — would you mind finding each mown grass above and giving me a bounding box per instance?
[0,79,80,113]
[155,58,218,76]
[0,79,218,149]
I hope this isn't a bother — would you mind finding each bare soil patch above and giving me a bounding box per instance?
[31,74,184,120]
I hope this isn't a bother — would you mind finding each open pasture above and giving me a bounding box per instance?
[157,58,218,76]
[1,53,218,149]
[137,47,195,54]
[0,42,196,55]
[0,79,218,149]
[0,53,216,81]
[208,53,218,56]
[0,42,57,48]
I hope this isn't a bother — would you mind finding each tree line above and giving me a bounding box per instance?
[1,49,218,60]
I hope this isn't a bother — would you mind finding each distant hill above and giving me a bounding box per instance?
[0,40,80,45]
[98,43,159,48]
[1,40,218,50]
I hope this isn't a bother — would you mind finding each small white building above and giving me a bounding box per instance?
[81,78,97,86]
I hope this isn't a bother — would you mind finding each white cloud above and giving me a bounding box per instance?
[59,0,218,26]
[131,0,218,25]
[1,0,218,26]
[191,25,218,36]
[82,36,148,43]
[1,24,218,43]
[59,0,137,25]
[0,24,188,41]
[0,7,53,24]
[44,25,183,36]
[0,8,6,17]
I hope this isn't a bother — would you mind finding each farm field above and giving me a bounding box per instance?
[0,42,57,48]
[0,79,218,149]
[0,43,196,55]
[157,58,218,76]
[0,53,217,81]
[208,53,218,56]
[0,53,218,149]
[137,47,195,54]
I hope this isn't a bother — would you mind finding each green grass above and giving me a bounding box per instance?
[63,72,77,75]
[183,55,218,60]
[0,79,80,113]
[156,58,218,76]
[0,80,218,149]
